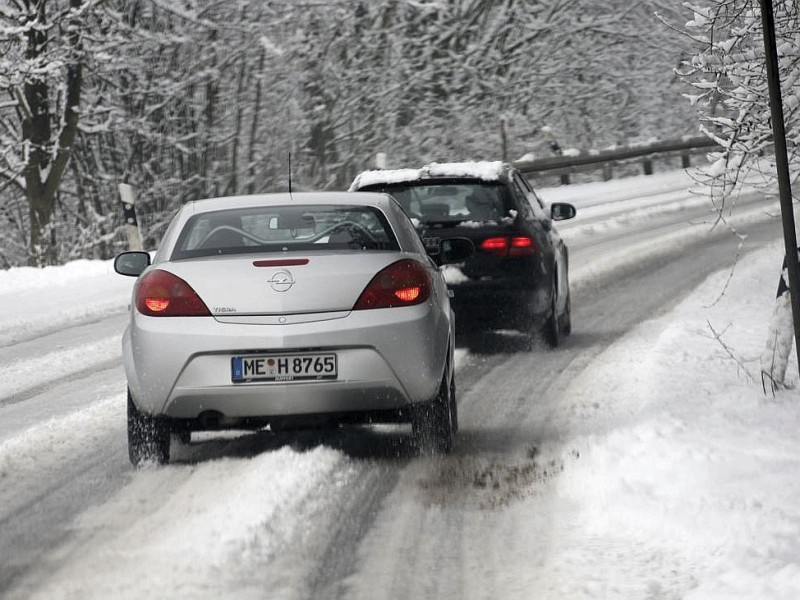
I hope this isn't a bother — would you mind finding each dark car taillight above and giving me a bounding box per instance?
[509,236,537,256]
[480,237,508,255]
[479,236,537,257]
[135,269,211,317]
[354,259,432,310]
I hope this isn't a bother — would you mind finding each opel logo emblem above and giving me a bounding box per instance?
[268,269,295,292]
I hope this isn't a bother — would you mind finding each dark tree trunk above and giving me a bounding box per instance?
[23,0,83,266]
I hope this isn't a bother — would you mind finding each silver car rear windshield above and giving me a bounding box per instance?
[171,204,400,260]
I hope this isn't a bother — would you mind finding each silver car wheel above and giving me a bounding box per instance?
[413,367,455,455]
[127,390,171,466]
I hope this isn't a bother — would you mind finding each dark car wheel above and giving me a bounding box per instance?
[413,368,456,455]
[127,390,171,466]
[561,291,572,336]
[543,285,561,349]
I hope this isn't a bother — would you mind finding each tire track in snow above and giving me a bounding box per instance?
[0,336,122,406]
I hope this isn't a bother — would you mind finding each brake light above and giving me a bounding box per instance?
[395,287,421,302]
[480,237,508,254]
[354,259,431,310]
[135,269,211,317]
[510,236,536,256]
[253,259,309,267]
[480,236,537,257]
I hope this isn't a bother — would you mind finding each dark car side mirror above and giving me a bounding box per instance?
[551,202,577,221]
[114,251,151,277]
[429,237,474,266]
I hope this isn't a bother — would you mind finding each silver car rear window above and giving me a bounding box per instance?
[171,204,400,259]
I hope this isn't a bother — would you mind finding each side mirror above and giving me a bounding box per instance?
[114,251,151,277]
[434,238,474,265]
[551,202,577,221]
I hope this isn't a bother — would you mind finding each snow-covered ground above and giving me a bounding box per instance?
[1,170,799,598]
[545,242,800,599]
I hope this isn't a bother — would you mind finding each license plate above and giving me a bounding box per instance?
[232,353,337,383]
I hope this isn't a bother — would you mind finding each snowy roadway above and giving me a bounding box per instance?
[1,170,798,599]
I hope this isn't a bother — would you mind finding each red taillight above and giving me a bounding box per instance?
[480,237,509,254]
[510,236,536,256]
[480,236,536,257]
[395,287,421,302]
[135,269,211,317]
[354,259,431,310]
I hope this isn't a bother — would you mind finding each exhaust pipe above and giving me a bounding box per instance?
[198,410,224,429]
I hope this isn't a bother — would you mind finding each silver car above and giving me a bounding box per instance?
[114,192,472,465]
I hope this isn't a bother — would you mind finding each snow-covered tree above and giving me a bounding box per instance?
[281,0,697,180]
[0,0,700,266]
[677,0,799,213]
[1,1,294,263]
[100,1,292,246]
[0,0,93,266]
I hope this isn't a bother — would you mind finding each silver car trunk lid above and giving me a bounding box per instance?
[163,252,413,317]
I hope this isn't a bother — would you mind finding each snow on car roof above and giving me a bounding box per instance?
[351,161,505,190]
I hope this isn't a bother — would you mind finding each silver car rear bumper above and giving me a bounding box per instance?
[123,303,450,419]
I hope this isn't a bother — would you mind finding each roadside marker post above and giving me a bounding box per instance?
[119,183,143,252]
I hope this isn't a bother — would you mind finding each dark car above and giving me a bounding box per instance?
[350,161,576,347]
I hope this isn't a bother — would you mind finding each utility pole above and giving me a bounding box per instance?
[759,0,800,376]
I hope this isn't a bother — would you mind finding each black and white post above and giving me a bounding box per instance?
[119,183,143,251]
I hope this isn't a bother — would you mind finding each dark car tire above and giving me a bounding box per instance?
[127,390,170,466]
[413,368,456,455]
[561,290,572,336]
[543,285,561,349]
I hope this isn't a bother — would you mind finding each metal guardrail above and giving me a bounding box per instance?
[513,136,721,183]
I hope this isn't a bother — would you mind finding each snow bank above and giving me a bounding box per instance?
[0,259,133,345]
[18,446,358,600]
[550,240,800,599]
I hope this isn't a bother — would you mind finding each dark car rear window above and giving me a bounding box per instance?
[171,204,400,260]
[359,180,515,225]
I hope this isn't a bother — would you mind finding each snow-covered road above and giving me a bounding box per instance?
[2,170,798,599]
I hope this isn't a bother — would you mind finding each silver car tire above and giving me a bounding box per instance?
[413,368,456,455]
[127,390,171,466]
